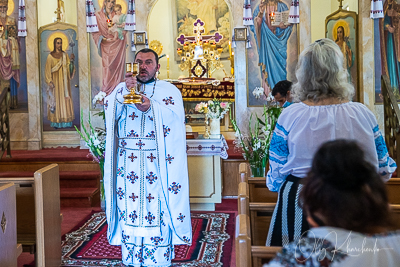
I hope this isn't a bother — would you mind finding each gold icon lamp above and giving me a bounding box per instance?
[123,63,143,104]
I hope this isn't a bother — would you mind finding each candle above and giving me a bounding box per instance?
[167,55,170,69]
[228,41,232,57]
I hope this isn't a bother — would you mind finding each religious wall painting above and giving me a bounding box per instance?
[247,0,298,107]
[39,23,80,132]
[375,0,400,103]
[0,0,28,111]
[89,0,134,108]
[326,8,359,101]
[174,0,231,61]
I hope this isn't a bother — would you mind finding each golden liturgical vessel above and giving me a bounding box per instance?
[123,62,143,104]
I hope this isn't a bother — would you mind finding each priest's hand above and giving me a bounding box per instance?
[125,72,137,90]
[135,96,150,112]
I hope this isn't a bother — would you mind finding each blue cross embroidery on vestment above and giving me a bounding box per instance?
[148,115,153,121]
[126,246,135,262]
[116,167,125,177]
[118,207,126,221]
[145,212,156,224]
[146,193,155,203]
[120,140,127,156]
[129,210,138,223]
[117,88,123,94]
[162,96,175,105]
[164,246,171,261]
[122,230,130,243]
[146,131,156,138]
[128,153,137,162]
[143,247,158,264]
[104,100,108,109]
[127,130,139,137]
[147,153,156,162]
[116,187,125,200]
[134,247,143,262]
[168,182,181,194]
[136,140,145,149]
[163,125,170,137]
[127,171,138,184]
[177,213,185,222]
[166,154,174,164]
[150,236,164,246]
[182,236,191,243]
[146,172,158,184]
[129,112,138,120]
[129,193,138,202]
[160,211,166,226]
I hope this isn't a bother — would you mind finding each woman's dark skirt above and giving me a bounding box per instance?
[266,175,310,246]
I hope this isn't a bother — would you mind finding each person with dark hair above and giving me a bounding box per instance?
[264,140,400,267]
[271,80,292,107]
[266,38,396,247]
[44,37,75,128]
[104,48,191,266]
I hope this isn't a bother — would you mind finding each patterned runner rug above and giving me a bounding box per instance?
[61,211,235,266]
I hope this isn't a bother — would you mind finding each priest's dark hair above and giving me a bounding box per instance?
[301,139,396,234]
[135,48,159,65]
[272,80,292,97]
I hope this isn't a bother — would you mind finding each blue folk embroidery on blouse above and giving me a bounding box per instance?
[373,125,379,133]
[146,131,156,138]
[276,123,289,136]
[118,207,126,221]
[182,236,191,243]
[270,132,289,158]
[164,246,171,261]
[127,129,139,137]
[168,182,181,194]
[134,247,143,262]
[269,156,288,165]
[129,211,138,223]
[375,134,388,160]
[116,167,125,177]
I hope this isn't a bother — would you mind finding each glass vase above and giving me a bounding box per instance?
[249,157,267,177]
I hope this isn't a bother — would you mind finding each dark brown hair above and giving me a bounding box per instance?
[301,139,394,234]
[51,37,63,57]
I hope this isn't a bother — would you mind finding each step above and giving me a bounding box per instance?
[59,171,100,188]
[1,148,94,162]
[60,188,100,208]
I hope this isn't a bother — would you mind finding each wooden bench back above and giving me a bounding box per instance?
[0,164,61,267]
[0,183,17,267]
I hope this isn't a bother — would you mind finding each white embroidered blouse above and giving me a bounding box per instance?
[267,102,396,192]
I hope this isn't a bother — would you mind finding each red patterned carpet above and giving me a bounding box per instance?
[60,211,235,266]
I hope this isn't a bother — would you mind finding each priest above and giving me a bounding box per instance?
[104,48,192,266]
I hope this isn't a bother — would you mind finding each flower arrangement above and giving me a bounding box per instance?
[195,98,231,119]
[231,105,282,177]
[75,91,107,200]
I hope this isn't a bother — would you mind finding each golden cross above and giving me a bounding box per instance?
[338,0,343,10]
[54,0,62,22]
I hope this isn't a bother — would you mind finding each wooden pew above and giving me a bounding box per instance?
[0,183,18,267]
[0,164,61,267]
[235,214,281,267]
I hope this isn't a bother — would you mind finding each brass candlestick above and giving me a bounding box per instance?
[123,63,143,104]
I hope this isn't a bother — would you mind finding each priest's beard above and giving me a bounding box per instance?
[0,13,6,19]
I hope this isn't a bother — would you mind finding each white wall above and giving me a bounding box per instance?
[37,0,77,28]
[311,0,358,42]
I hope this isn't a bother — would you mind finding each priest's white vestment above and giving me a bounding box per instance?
[104,80,192,266]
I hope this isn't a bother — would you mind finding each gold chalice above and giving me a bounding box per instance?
[123,62,143,104]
